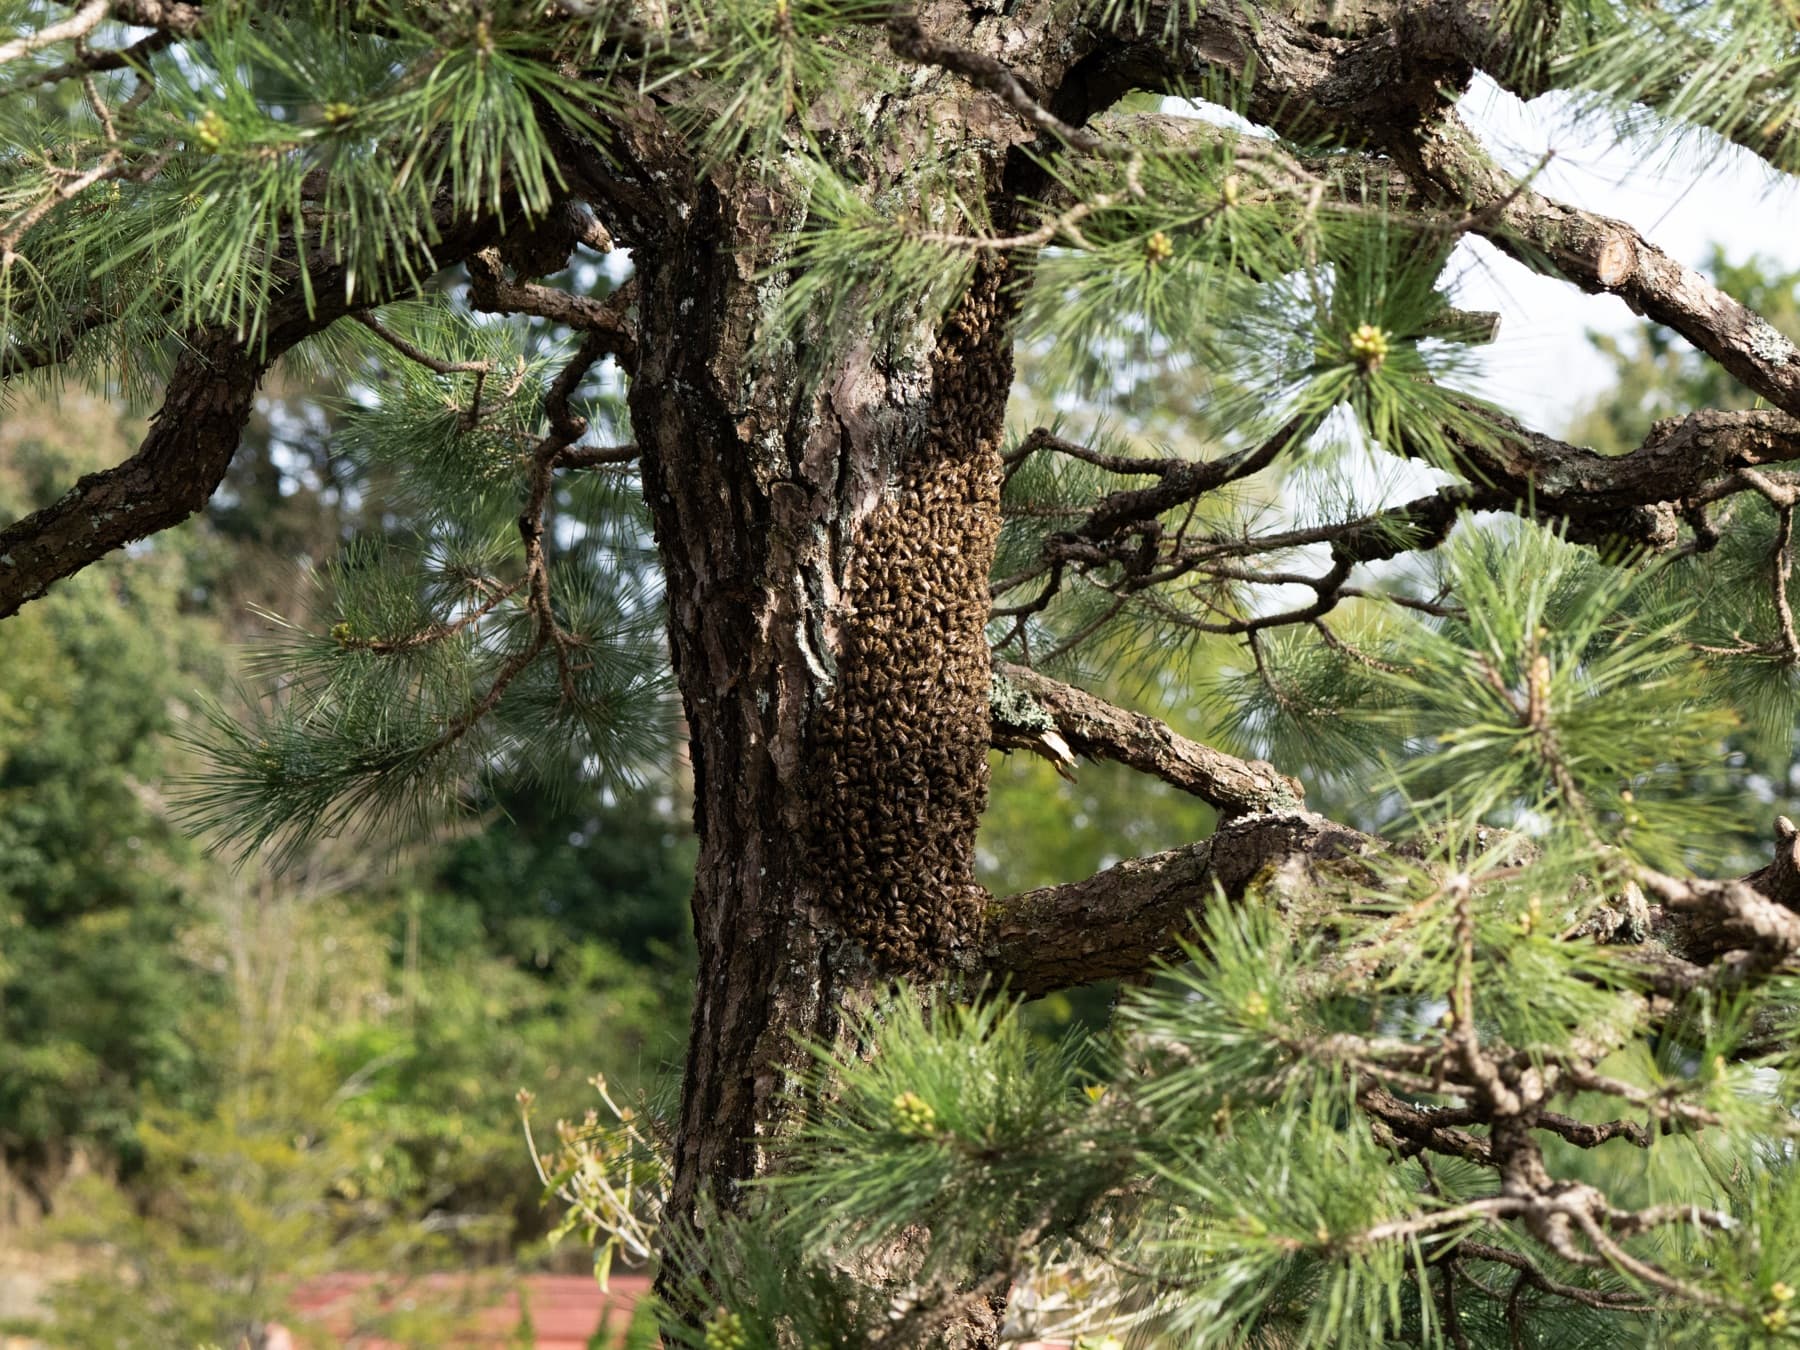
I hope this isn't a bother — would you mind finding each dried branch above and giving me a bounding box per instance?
[0,1,110,70]
[467,250,640,372]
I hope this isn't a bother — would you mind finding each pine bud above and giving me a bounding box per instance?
[1520,894,1542,935]
[891,1090,938,1138]
[322,101,357,128]
[1348,322,1390,372]
[1242,989,1269,1020]
[1144,231,1174,266]
[703,1309,747,1350]
[1222,174,1240,206]
[1772,1281,1795,1304]
[193,109,229,154]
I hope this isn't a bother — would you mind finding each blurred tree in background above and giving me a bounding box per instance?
[0,384,692,1345]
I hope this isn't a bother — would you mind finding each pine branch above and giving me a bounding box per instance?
[972,810,1375,998]
[1074,415,1315,542]
[0,331,264,620]
[991,660,1302,814]
[997,407,1800,649]
[1073,0,1522,142]
[886,10,1108,154]
[0,296,155,378]
[0,2,111,70]
[982,793,1800,1012]
[467,250,639,371]
[105,1,203,38]
[0,28,174,99]
[1395,109,1800,417]
[0,207,507,618]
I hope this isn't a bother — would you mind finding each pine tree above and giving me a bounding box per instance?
[9,1,1800,1345]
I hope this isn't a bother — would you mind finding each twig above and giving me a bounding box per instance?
[0,1,110,70]
[1449,873,1523,1115]
[557,443,640,469]
[351,311,495,430]
[1455,1241,1654,1314]
[351,311,492,376]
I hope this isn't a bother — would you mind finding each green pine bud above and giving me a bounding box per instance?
[193,108,229,154]
[330,621,356,648]
[1144,231,1174,266]
[891,1090,938,1138]
[1520,894,1542,935]
[703,1309,747,1350]
[322,101,357,128]
[1348,322,1390,371]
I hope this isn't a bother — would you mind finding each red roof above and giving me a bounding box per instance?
[281,1273,1078,1348]
[282,1272,651,1348]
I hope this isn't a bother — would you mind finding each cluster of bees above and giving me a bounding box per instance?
[807,261,1014,970]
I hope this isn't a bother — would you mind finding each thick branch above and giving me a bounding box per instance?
[1397,111,1800,417]
[977,841,1213,998]
[0,212,504,618]
[1070,6,1800,422]
[974,811,1374,998]
[992,661,1303,815]
[983,793,1800,1002]
[1048,5,1800,432]
[105,0,203,37]
[0,334,265,618]
[1421,406,1800,552]
[1068,0,1506,142]
[1470,408,1800,511]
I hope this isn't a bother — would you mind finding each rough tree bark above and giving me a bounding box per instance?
[604,0,1433,1278]
[623,139,1020,1293]
[603,8,1800,1332]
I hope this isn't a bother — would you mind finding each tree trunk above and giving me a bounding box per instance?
[629,140,1017,1318]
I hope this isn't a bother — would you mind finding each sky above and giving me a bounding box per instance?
[1453,76,1800,432]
